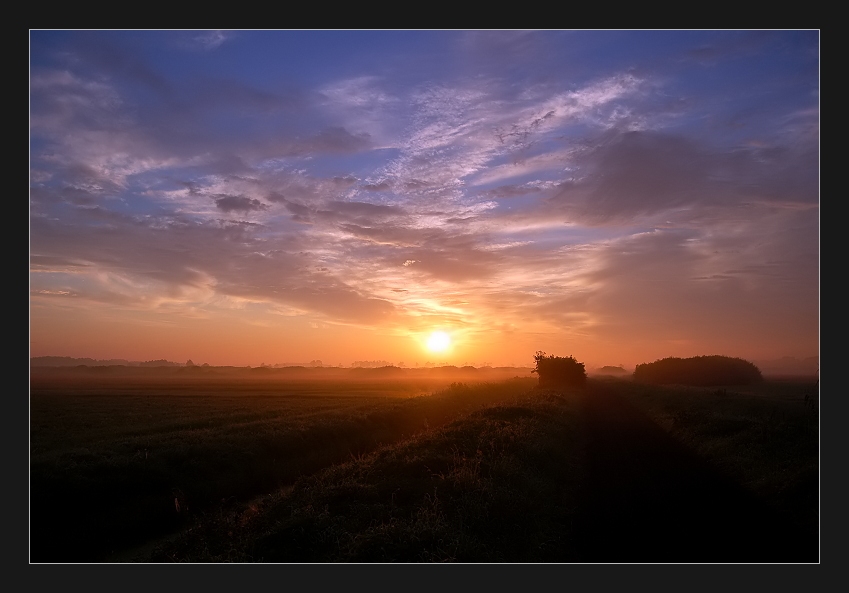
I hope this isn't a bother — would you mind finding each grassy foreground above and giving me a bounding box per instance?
[148,389,582,562]
[614,377,819,541]
[30,374,818,562]
[30,377,537,562]
[144,377,818,562]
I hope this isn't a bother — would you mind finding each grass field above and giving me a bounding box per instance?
[30,367,536,562]
[29,367,818,563]
[614,377,819,541]
[148,389,583,562]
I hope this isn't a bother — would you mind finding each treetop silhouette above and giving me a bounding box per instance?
[633,355,763,386]
[532,351,587,388]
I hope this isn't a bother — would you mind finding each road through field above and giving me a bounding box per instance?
[572,382,818,563]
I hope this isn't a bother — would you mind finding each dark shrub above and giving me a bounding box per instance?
[633,355,763,386]
[532,352,587,388]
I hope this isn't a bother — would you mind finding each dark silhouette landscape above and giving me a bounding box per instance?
[29,356,818,563]
[29,29,819,566]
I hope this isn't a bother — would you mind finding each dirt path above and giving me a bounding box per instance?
[573,383,817,563]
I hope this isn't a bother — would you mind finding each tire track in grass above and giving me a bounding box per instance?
[573,382,816,563]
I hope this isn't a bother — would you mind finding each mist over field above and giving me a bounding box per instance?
[30,353,819,380]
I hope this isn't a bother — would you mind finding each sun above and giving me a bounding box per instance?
[426,331,451,353]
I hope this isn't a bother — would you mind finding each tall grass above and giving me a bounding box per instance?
[608,377,819,540]
[31,375,818,562]
[30,378,535,561]
[148,389,584,562]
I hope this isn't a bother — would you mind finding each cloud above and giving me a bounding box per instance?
[362,181,392,192]
[682,31,781,66]
[30,206,401,326]
[395,248,497,282]
[477,184,544,200]
[535,129,819,225]
[305,127,372,153]
[566,130,715,220]
[29,31,818,363]
[325,200,404,219]
[263,127,372,160]
[214,195,269,213]
[30,70,125,131]
[192,30,231,50]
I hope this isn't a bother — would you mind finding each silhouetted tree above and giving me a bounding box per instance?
[532,351,587,388]
[633,355,763,386]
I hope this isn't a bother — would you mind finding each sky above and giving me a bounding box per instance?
[29,30,819,369]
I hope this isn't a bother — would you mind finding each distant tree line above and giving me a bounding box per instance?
[633,355,763,386]
[596,365,628,375]
[138,359,180,367]
[31,356,130,367]
[350,360,392,368]
[30,356,182,367]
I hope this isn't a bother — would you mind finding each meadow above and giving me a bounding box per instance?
[30,366,535,561]
[29,366,818,563]
[613,377,820,542]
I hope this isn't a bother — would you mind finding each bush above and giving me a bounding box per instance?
[633,355,763,386]
[532,352,587,388]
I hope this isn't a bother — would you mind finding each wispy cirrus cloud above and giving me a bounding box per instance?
[191,30,232,50]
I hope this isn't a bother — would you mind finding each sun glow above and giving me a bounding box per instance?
[426,331,451,353]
